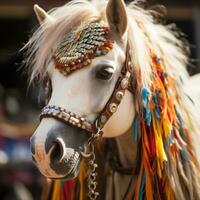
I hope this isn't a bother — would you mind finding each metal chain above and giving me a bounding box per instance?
[87,144,99,200]
[80,122,101,200]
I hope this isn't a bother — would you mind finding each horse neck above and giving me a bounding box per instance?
[98,128,137,200]
[113,128,137,169]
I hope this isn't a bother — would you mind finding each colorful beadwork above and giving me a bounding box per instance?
[40,105,95,132]
[54,22,114,76]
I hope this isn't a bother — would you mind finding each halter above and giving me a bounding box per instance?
[41,57,132,133]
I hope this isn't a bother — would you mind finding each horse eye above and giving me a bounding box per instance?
[96,66,114,80]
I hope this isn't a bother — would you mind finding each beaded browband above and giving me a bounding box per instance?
[40,22,133,137]
[53,22,114,76]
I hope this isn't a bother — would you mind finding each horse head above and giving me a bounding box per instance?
[30,0,135,179]
[25,0,200,199]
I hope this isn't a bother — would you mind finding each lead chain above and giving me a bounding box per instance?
[87,144,99,200]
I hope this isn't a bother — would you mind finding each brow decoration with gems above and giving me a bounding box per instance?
[53,22,114,76]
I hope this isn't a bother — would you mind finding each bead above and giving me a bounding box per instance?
[40,105,94,132]
[116,91,124,101]
[156,55,161,62]
[121,78,129,89]
[66,67,71,72]
[70,117,80,124]
[52,112,57,116]
[62,113,70,120]
[81,117,86,121]
[109,103,117,113]
[100,115,107,124]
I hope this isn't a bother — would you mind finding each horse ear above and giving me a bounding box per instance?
[106,0,128,38]
[33,4,53,25]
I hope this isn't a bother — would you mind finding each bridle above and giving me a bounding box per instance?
[39,23,133,199]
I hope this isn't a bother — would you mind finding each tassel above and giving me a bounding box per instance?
[52,181,65,200]
[64,180,75,200]
[78,162,87,200]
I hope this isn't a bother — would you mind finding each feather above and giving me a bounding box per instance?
[134,116,139,142]
[142,87,152,126]
[152,115,167,163]
[179,149,187,163]
[165,182,175,200]
[145,166,153,200]
[135,166,144,200]
[174,129,187,147]
[162,117,172,137]
[146,108,152,126]
[156,136,167,162]
[155,109,161,120]
[143,137,154,200]
[139,170,146,200]
[143,121,150,154]
[149,124,156,157]
[142,87,151,101]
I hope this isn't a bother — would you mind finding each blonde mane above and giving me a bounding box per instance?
[24,0,200,199]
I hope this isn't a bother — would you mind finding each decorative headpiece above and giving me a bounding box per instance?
[54,22,114,76]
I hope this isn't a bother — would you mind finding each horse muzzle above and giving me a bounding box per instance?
[30,119,89,179]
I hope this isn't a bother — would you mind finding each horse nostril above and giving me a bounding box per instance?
[49,138,65,164]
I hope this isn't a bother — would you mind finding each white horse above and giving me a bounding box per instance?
[24,0,200,199]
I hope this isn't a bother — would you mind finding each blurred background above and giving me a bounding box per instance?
[0,0,199,199]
